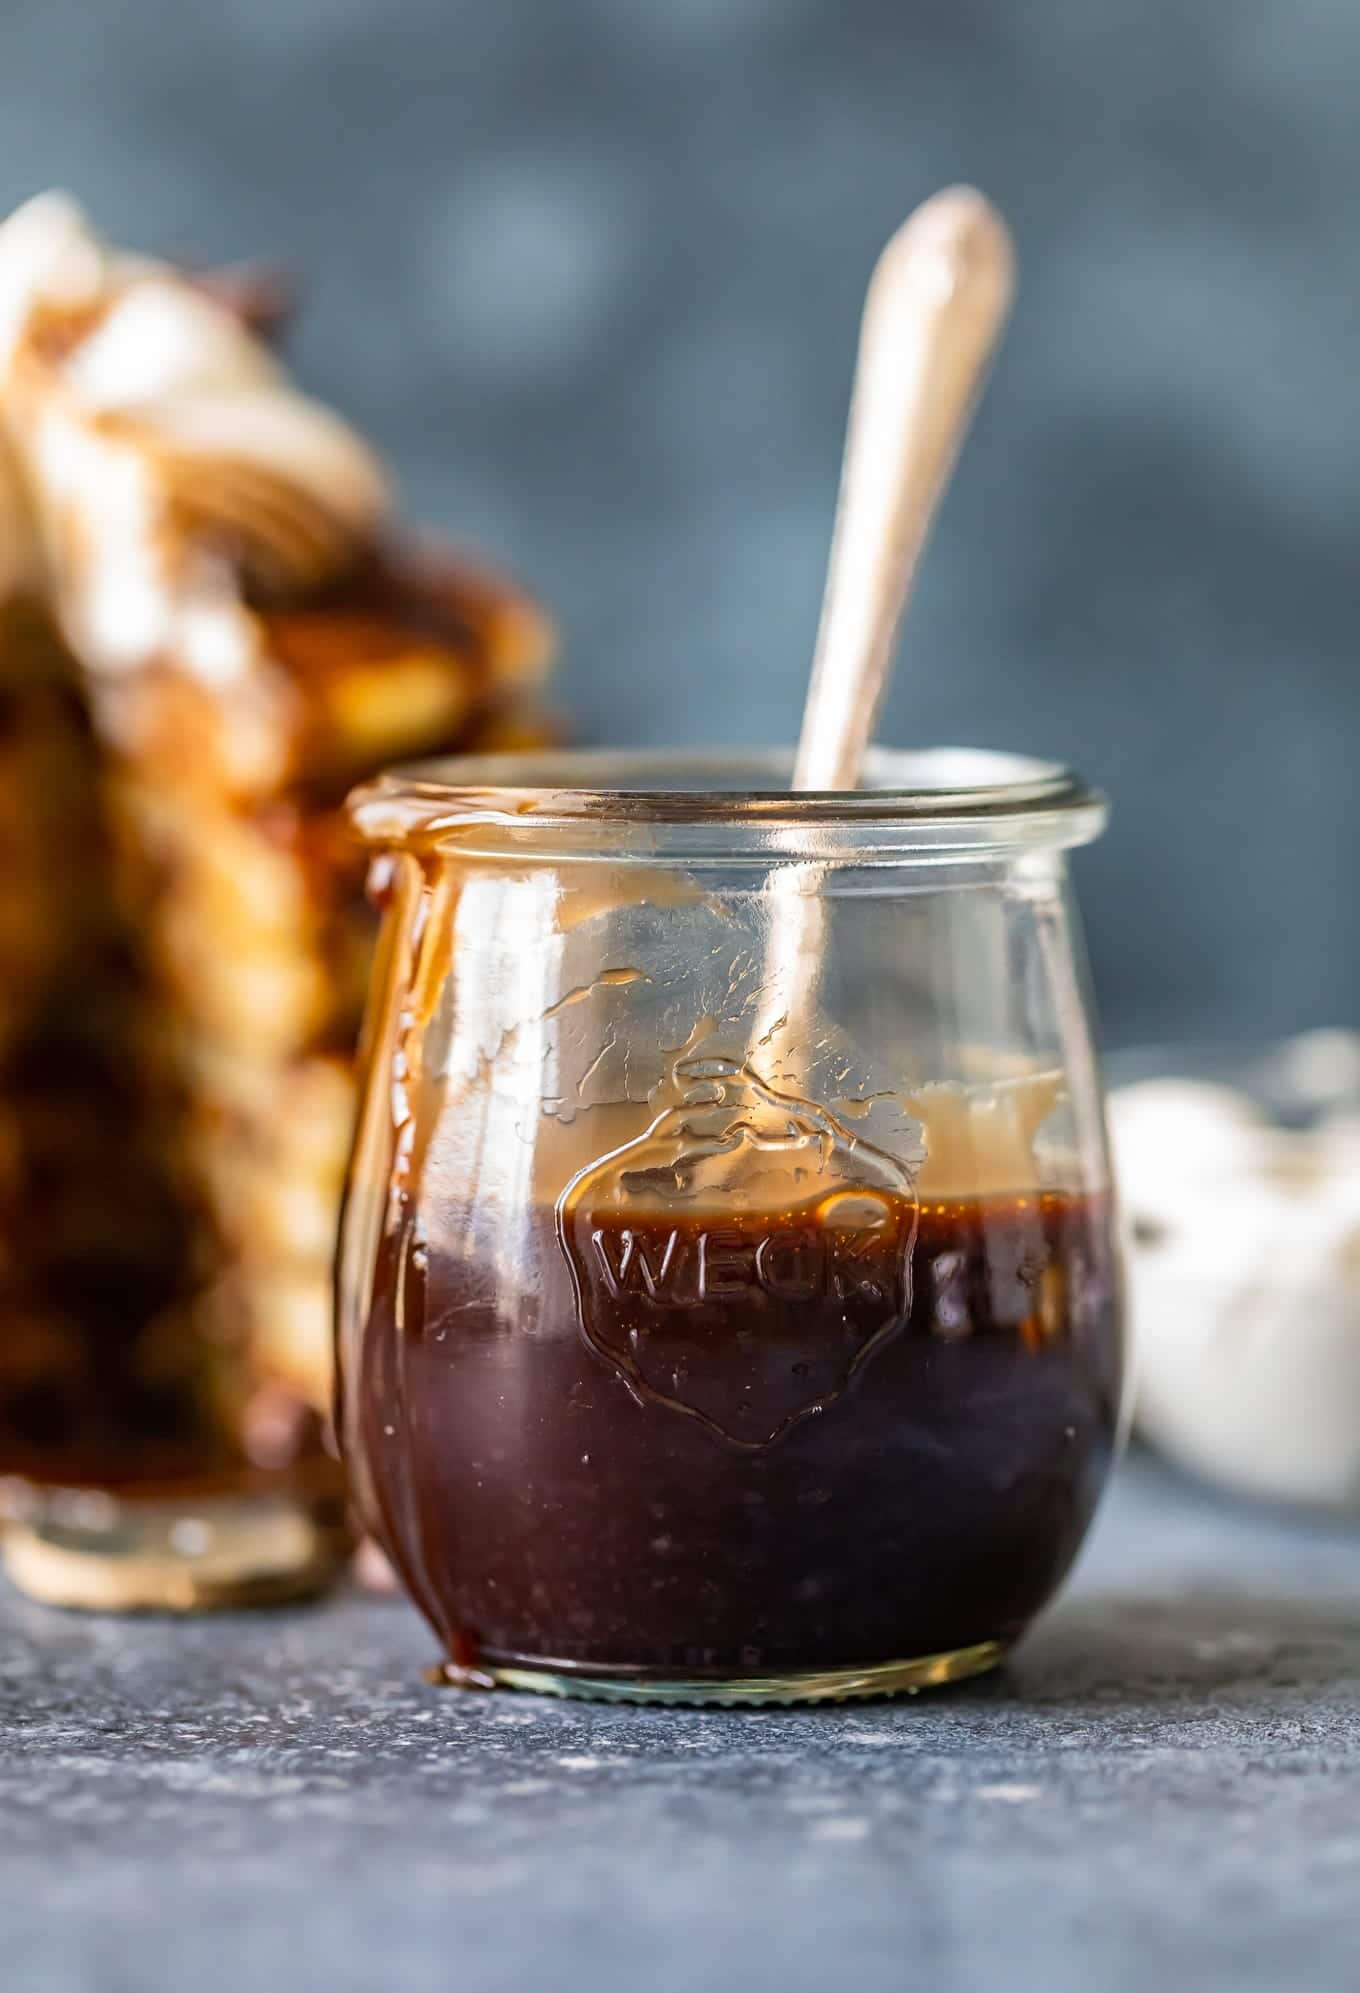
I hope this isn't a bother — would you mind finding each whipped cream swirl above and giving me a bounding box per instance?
[0,192,390,686]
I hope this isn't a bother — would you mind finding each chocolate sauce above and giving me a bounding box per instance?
[350,1185,1122,1686]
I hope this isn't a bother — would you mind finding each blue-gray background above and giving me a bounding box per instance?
[4,0,1357,1046]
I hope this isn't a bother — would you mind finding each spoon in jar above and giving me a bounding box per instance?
[757,187,1015,1058]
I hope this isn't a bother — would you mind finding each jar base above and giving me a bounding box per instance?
[433,1638,1008,1706]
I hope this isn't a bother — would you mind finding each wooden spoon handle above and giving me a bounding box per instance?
[792,188,1014,792]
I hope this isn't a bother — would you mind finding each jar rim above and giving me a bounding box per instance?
[348,747,1107,859]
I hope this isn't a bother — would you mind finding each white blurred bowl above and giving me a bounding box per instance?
[1109,1033,1360,1512]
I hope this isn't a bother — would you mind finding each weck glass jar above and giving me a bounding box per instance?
[339,749,1125,1703]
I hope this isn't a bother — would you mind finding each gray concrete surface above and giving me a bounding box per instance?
[2,1451,1358,1992]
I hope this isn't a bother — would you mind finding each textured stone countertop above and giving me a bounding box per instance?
[3,1451,1358,1993]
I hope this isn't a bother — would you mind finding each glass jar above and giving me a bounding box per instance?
[339,749,1125,1703]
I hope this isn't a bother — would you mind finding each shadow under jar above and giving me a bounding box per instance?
[339,750,1126,1704]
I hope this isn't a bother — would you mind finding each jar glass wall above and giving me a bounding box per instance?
[339,750,1124,1702]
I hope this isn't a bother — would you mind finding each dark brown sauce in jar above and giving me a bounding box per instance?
[351,1184,1121,1693]
[339,745,1122,1698]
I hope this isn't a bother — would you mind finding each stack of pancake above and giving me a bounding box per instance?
[0,194,552,1497]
